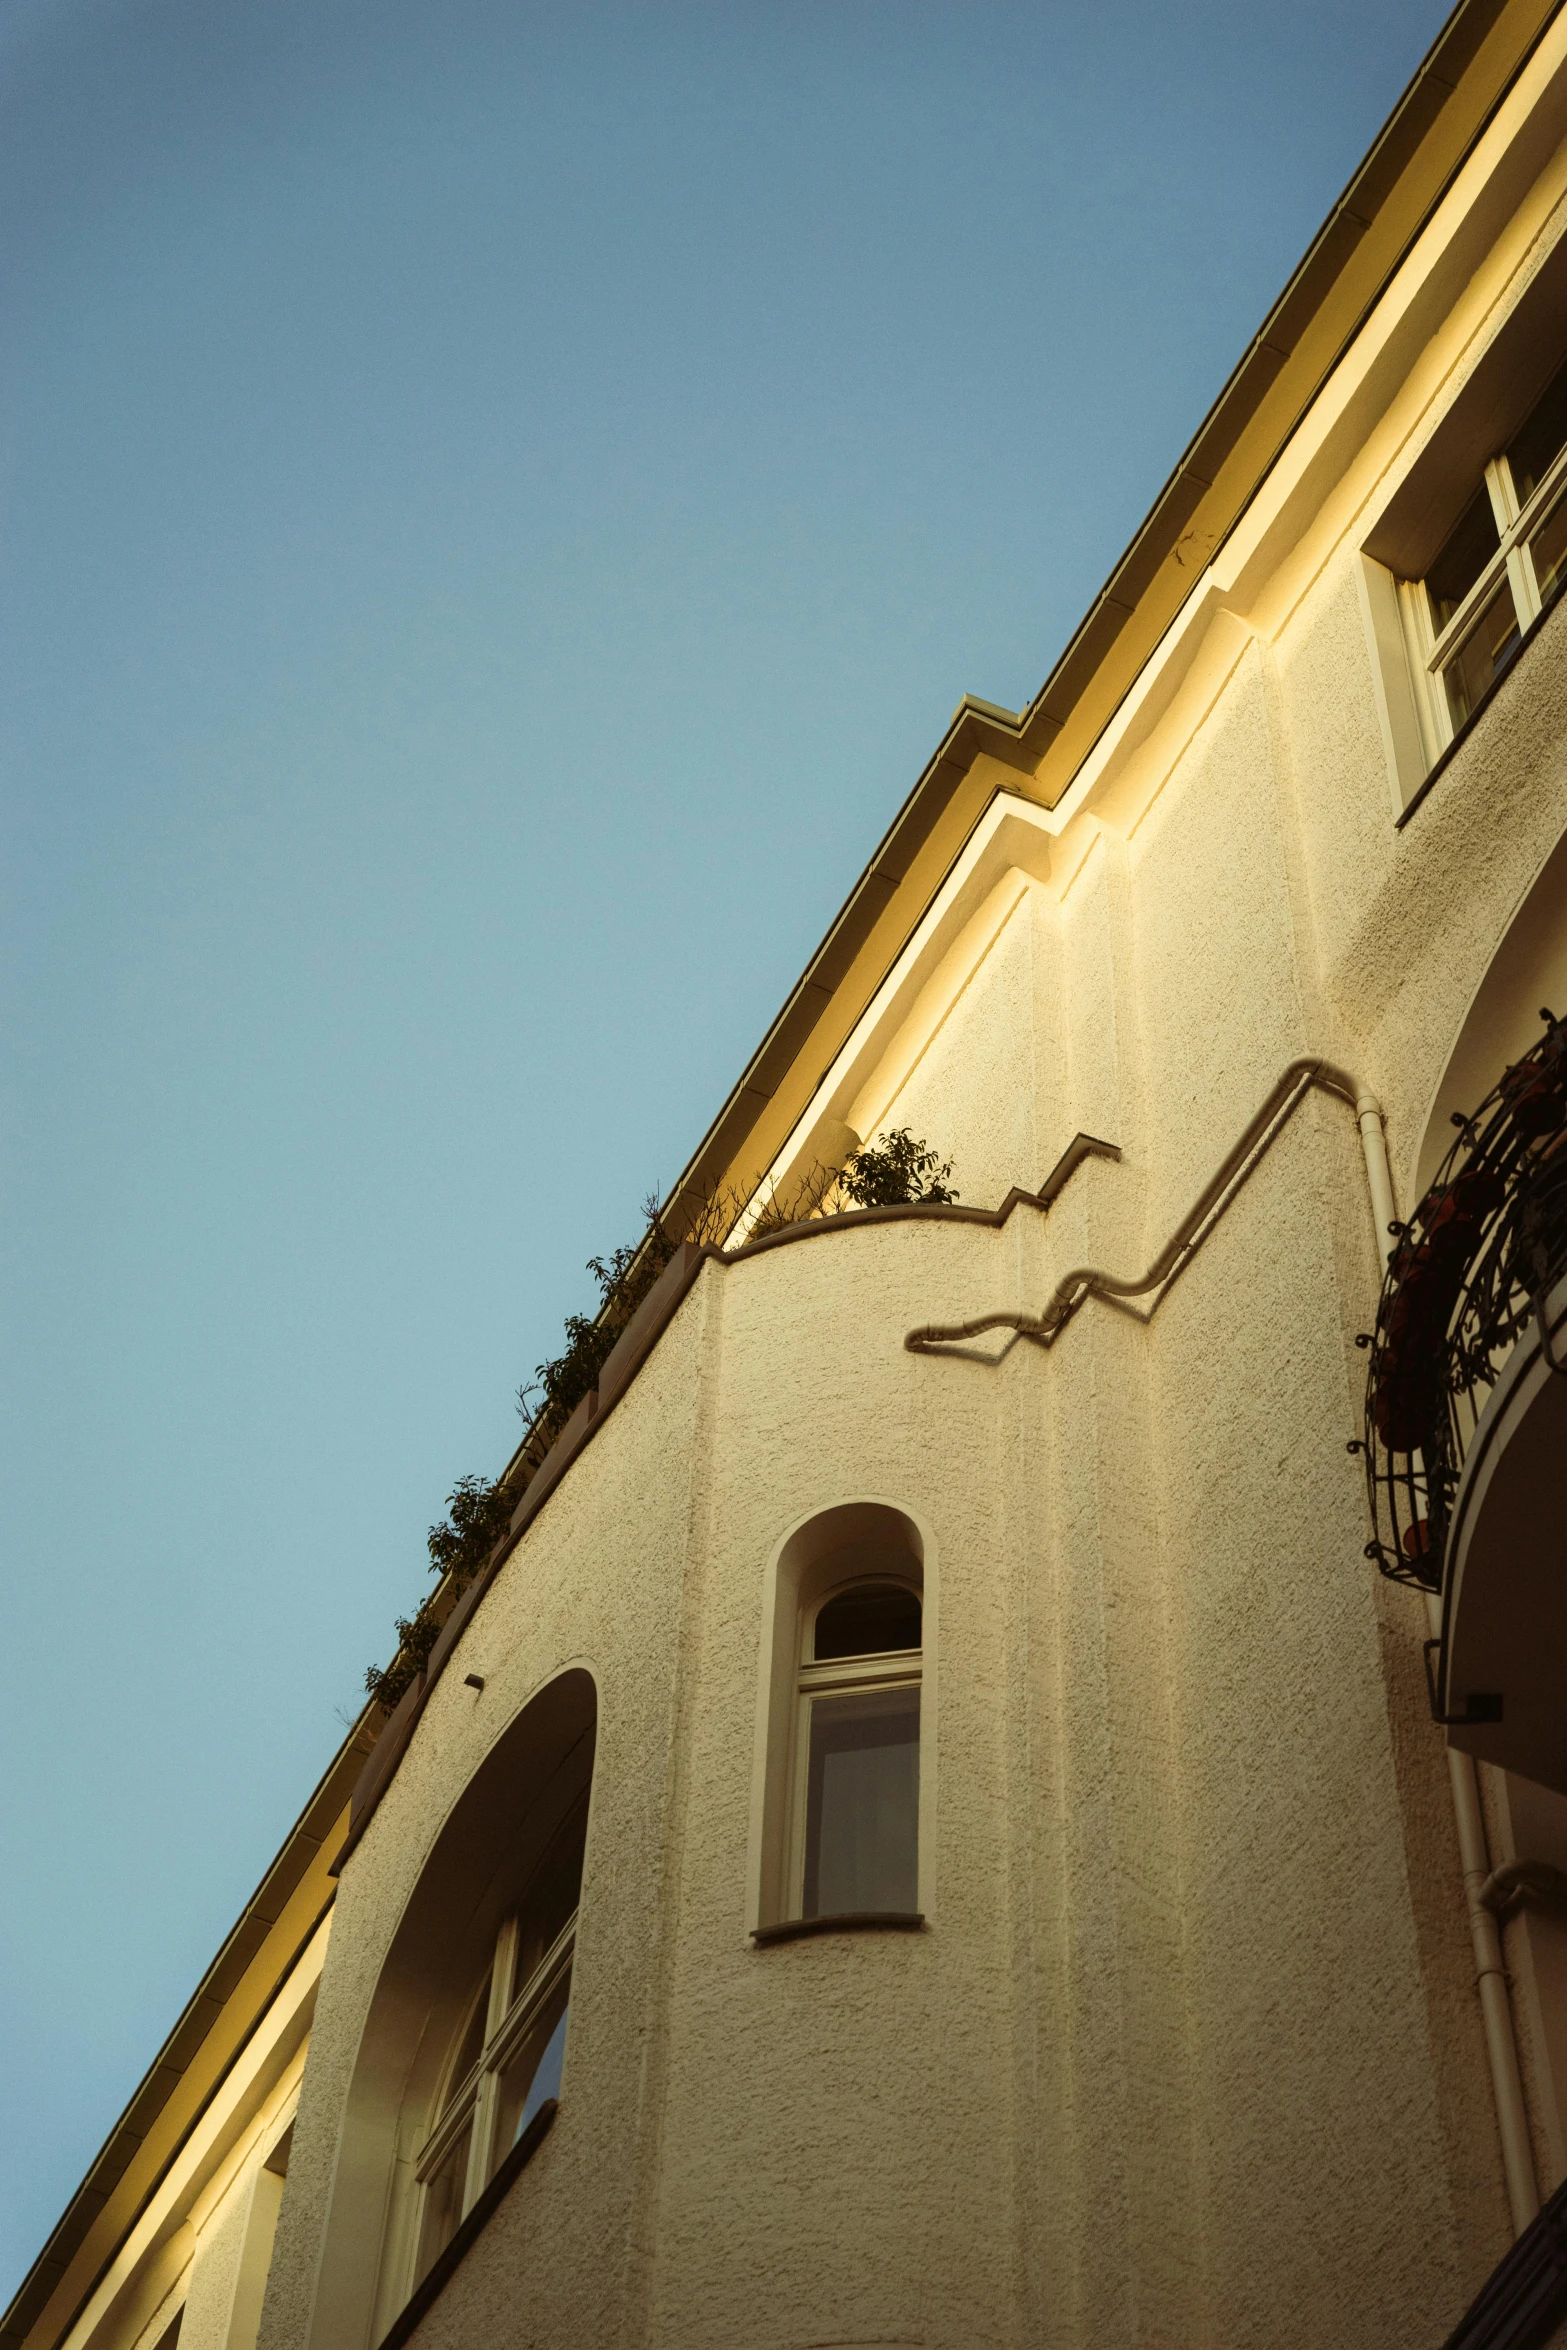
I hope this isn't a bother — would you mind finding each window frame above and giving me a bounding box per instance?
[783,1578,924,1923]
[1398,433,1567,761]
[747,1502,934,1939]
[410,1905,576,2288]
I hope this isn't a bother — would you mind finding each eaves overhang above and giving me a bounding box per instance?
[664,0,1567,1233]
[0,1713,379,2350]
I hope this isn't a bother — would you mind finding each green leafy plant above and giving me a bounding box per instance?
[743,1159,843,1237]
[364,1472,516,1710]
[426,1472,516,1585]
[734,1130,958,1238]
[364,1203,677,1711]
[515,1209,676,1452]
[839,1128,958,1208]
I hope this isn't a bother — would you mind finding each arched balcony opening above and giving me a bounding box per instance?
[306,1669,597,2350]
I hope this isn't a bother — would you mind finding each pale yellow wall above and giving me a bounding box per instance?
[256,1096,1521,2350]
[62,1938,316,2350]
[1271,544,1567,1215]
[1124,647,1310,1225]
[261,1295,719,2350]
[872,883,1041,1205]
[181,2164,281,2350]
[1414,821,1567,1191]
[244,52,1567,2350]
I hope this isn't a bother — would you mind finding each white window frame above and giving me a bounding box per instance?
[410,1907,574,2280]
[785,1582,923,1920]
[1400,435,1567,759]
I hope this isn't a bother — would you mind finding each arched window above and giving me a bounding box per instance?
[411,1788,584,2282]
[751,1503,928,1937]
[306,1670,596,2350]
[794,1580,922,1919]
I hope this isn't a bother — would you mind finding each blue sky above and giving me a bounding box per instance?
[1,0,1451,2297]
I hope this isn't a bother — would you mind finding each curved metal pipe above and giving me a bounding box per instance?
[1481,1859,1567,1917]
[906,1056,1388,1355]
[902,1050,1546,2239]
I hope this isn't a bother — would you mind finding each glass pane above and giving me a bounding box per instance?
[803,1685,919,1918]
[1439,574,1522,730]
[813,1581,922,1660]
[1528,484,1567,616]
[1508,356,1567,505]
[1425,484,1503,631]
[510,1796,587,2005]
[441,1976,490,2112]
[492,1971,571,2170]
[415,2119,471,2283]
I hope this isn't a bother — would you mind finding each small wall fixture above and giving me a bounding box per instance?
[463,1674,485,1692]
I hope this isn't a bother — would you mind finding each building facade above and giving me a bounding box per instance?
[12,3,1567,2344]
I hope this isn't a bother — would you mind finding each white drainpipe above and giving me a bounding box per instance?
[1246,1090,1540,2234]
[1356,1095,1539,2236]
[1426,1592,1541,2234]
[1353,1089,1397,1247]
[1304,1093,1539,2235]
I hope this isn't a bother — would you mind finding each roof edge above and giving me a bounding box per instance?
[663,0,1565,1225]
[0,1709,381,2350]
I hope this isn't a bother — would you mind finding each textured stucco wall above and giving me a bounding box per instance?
[248,194,1567,2350]
[181,2163,267,2350]
[258,629,1567,2347]
[259,1291,717,2350]
[260,1101,1520,2350]
[877,885,1042,1207]
[1276,548,1567,1202]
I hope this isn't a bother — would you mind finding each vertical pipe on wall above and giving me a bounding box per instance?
[1426,1593,1541,2237]
[1353,1092,1397,1259]
[1360,1092,1538,2234]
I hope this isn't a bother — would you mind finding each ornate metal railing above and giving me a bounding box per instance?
[1355,1009,1567,1599]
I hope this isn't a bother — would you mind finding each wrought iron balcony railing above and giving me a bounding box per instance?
[1355,1010,1567,1624]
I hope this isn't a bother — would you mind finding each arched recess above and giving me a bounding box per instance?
[1416,819,1567,1191]
[306,1668,597,2350]
[747,1501,934,1935]
[1406,824,1567,2179]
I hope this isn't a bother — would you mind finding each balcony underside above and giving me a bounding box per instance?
[1444,1270,1567,1794]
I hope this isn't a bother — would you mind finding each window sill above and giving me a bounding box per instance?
[1397,588,1563,828]
[751,1912,925,1946]
[376,2100,558,2350]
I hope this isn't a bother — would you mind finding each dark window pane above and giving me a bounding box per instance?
[1440,573,1522,729]
[1426,483,1502,630]
[512,1793,588,2000]
[493,1972,570,2170]
[813,1581,922,1660]
[415,2120,471,2282]
[442,1976,490,2111]
[803,1686,919,1917]
[1528,484,1567,614]
[1508,356,1567,505]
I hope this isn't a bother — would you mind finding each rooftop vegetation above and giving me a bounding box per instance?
[363,1129,957,1710]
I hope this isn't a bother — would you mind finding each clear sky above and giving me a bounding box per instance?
[1,0,1452,2299]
